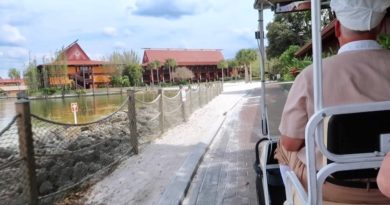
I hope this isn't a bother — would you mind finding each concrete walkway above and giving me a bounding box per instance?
[182,87,261,205]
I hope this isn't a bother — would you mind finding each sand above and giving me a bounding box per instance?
[84,82,261,205]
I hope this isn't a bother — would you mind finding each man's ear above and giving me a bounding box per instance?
[335,20,341,38]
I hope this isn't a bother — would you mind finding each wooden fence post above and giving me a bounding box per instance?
[16,100,38,205]
[206,83,210,103]
[188,85,192,114]
[158,89,165,133]
[211,83,214,99]
[198,83,203,108]
[127,90,138,154]
[214,81,219,97]
[179,86,187,122]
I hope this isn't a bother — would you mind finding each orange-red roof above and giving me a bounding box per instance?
[0,79,24,84]
[40,41,107,67]
[142,49,224,66]
[64,41,91,61]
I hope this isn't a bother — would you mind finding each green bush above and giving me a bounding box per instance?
[279,45,312,81]
[159,82,174,87]
[176,80,189,85]
[111,76,123,87]
[379,34,390,49]
[76,89,86,96]
[41,87,57,95]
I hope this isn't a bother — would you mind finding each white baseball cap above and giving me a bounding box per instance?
[331,0,390,31]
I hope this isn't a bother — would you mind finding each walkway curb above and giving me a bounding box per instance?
[157,91,249,205]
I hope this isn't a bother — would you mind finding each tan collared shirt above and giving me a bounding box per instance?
[279,41,390,164]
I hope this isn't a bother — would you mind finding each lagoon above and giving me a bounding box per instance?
[0,94,127,128]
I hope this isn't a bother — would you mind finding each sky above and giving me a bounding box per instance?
[0,0,273,78]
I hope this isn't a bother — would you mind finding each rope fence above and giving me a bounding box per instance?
[0,115,29,205]
[0,81,223,205]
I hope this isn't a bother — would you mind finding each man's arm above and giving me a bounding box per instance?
[280,135,305,151]
[378,153,390,198]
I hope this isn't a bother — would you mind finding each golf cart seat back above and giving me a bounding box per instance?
[327,110,390,180]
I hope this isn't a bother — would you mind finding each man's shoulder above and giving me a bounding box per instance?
[297,49,390,80]
[325,49,390,63]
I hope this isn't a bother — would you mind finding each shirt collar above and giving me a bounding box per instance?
[338,40,383,54]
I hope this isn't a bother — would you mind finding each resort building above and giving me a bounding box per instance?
[0,79,27,97]
[142,48,229,84]
[37,41,114,89]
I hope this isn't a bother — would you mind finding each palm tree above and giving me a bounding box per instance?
[164,58,177,83]
[8,68,20,79]
[217,60,228,83]
[148,60,161,85]
[153,60,161,84]
[235,49,258,83]
[147,63,155,85]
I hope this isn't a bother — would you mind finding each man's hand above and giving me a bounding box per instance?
[280,135,304,151]
[378,153,390,198]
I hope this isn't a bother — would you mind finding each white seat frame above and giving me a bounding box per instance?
[284,101,390,205]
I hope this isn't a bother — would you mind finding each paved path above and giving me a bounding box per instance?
[182,82,291,205]
[183,88,261,205]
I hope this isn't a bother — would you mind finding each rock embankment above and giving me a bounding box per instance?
[0,106,160,205]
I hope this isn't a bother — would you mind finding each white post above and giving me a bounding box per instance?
[71,102,78,124]
[307,0,323,204]
[73,111,78,124]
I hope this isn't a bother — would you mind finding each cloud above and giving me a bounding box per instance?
[1,47,28,59]
[0,24,26,46]
[102,26,118,37]
[130,0,211,19]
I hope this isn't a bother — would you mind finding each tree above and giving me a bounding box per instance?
[266,10,331,59]
[121,75,130,87]
[172,67,194,83]
[8,68,20,79]
[24,60,40,92]
[105,50,140,88]
[147,60,161,85]
[235,49,258,83]
[266,58,283,80]
[46,50,68,88]
[107,50,140,74]
[228,59,240,80]
[0,88,5,96]
[164,58,177,83]
[217,59,228,83]
[123,64,143,86]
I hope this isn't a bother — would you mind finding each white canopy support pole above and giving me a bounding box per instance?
[257,2,269,137]
[306,0,324,204]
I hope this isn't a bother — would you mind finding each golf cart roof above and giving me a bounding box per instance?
[254,0,330,13]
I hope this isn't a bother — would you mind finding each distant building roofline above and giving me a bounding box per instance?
[142,48,223,52]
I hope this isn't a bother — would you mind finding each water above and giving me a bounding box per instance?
[0,95,127,128]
